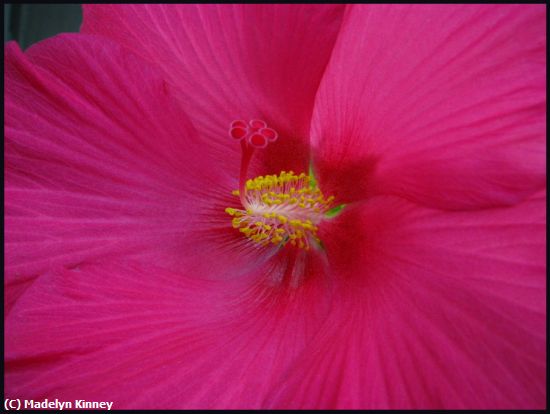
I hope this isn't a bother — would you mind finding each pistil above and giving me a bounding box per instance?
[226,120,335,250]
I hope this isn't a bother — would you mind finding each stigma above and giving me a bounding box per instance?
[225,120,335,250]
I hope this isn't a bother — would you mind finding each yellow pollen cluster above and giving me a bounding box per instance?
[225,171,335,250]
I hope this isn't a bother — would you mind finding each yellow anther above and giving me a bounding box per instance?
[277,215,288,224]
[226,169,335,251]
[271,236,283,244]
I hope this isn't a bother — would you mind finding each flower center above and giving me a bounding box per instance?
[225,120,335,251]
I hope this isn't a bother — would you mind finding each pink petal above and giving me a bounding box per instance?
[267,190,546,408]
[6,260,332,408]
[82,4,345,174]
[5,34,253,312]
[312,5,546,209]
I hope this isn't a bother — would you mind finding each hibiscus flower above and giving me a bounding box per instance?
[5,4,546,409]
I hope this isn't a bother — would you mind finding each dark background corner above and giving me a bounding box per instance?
[4,4,82,49]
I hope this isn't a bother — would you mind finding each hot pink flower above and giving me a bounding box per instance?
[5,4,546,409]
